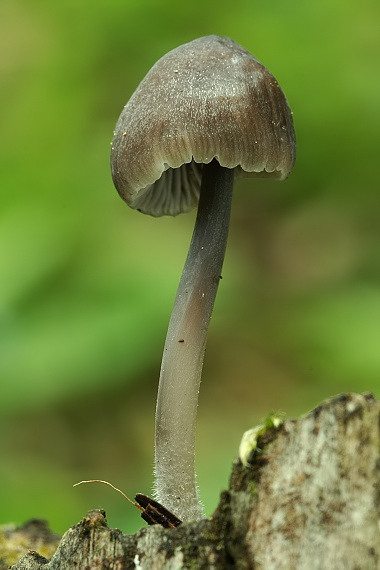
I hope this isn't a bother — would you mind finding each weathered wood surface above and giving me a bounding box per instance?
[2,392,379,569]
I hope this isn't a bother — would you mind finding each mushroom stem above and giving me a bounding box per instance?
[154,159,234,521]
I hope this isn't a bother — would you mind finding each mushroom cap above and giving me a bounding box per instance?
[111,35,296,217]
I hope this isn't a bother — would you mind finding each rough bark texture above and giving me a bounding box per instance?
[2,392,379,569]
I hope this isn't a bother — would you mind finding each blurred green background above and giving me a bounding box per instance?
[1,0,379,535]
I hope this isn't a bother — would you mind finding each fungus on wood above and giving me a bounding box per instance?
[110,35,296,521]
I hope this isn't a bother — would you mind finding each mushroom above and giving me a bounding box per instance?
[110,35,296,522]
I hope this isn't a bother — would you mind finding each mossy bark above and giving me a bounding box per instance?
[2,393,379,569]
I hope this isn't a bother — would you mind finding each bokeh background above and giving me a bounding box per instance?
[1,0,379,535]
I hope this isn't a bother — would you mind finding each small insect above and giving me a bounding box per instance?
[73,480,182,529]
[134,493,182,528]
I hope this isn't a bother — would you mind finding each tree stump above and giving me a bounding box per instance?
[2,392,379,569]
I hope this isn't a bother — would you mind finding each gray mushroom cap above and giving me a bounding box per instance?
[110,35,296,217]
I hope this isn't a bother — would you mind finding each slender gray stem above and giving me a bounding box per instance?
[154,159,234,521]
